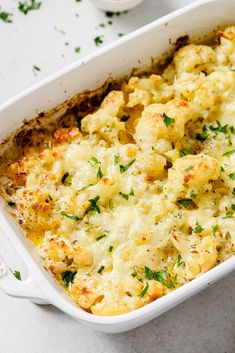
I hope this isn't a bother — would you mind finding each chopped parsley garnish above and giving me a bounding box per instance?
[114,154,120,164]
[131,270,137,278]
[232,204,235,211]
[178,199,192,208]
[88,196,101,214]
[223,212,233,219]
[8,201,16,207]
[108,245,113,252]
[196,126,208,141]
[212,225,219,236]
[138,282,149,297]
[144,266,177,289]
[223,149,235,156]
[119,159,135,173]
[94,36,104,46]
[97,166,104,180]
[194,222,204,233]
[13,270,21,280]
[74,47,81,53]
[229,173,235,180]
[60,211,81,221]
[88,156,101,167]
[62,271,77,287]
[96,234,106,241]
[61,172,71,186]
[209,120,228,134]
[18,0,41,15]
[120,115,130,122]
[0,10,13,23]
[97,265,105,274]
[233,188,235,197]
[180,149,191,157]
[163,112,175,127]
[189,190,197,199]
[32,65,41,76]
[118,33,124,37]
[177,255,183,267]
[77,184,93,192]
[119,188,134,200]
[221,165,225,172]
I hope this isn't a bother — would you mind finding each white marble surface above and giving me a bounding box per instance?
[1,0,235,352]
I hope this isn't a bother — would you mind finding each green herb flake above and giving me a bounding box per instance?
[119,188,134,200]
[194,222,204,233]
[229,173,235,180]
[163,112,175,127]
[114,154,120,164]
[108,245,113,252]
[119,159,135,173]
[0,10,13,23]
[94,35,104,46]
[221,166,225,172]
[212,225,219,236]
[189,191,197,199]
[131,271,137,278]
[62,271,77,287]
[97,166,104,180]
[233,188,235,197]
[74,47,81,53]
[180,149,191,157]
[196,126,209,141]
[223,149,235,156]
[96,234,106,241]
[88,195,101,214]
[166,274,178,289]
[18,0,41,15]
[61,172,71,186]
[88,156,101,167]
[60,211,81,221]
[13,270,21,281]
[223,212,233,219]
[32,65,41,76]
[138,282,149,297]
[177,255,183,267]
[231,204,235,211]
[177,199,192,208]
[97,265,105,274]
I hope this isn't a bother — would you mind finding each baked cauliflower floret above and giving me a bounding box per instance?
[174,44,215,77]
[134,98,199,151]
[215,26,235,65]
[164,154,220,201]
[81,91,125,143]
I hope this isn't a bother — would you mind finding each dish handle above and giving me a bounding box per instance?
[0,257,48,304]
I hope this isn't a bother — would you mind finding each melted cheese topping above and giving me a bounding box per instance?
[2,27,235,316]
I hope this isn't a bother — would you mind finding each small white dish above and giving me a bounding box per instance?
[89,0,144,12]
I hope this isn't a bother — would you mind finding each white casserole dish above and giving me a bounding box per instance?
[1,0,235,333]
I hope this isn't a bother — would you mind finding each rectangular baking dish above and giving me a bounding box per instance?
[1,0,235,333]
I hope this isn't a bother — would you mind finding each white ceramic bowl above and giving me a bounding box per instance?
[0,0,235,333]
[89,0,144,12]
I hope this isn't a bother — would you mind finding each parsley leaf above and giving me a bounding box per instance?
[94,36,104,46]
[189,190,197,199]
[60,211,81,221]
[138,282,149,297]
[119,188,134,200]
[62,271,77,287]
[223,149,235,156]
[212,225,218,236]
[88,157,101,167]
[97,265,105,274]
[0,10,13,23]
[108,245,113,252]
[178,199,192,208]
[232,204,235,211]
[18,0,41,15]
[180,149,191,157]
[13,270,21,280]
[97,166,103,180]
[88,196,101,214]
[119,159,135,173]
[163,112,175,127]
[114,154,120,164]
[194,222,204,233]
[229,173,235,180]
[196,126,209,141]
[96,234,106,241]
[33,65,41,76]
[74,47,81,53]
[177,255,183,267]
